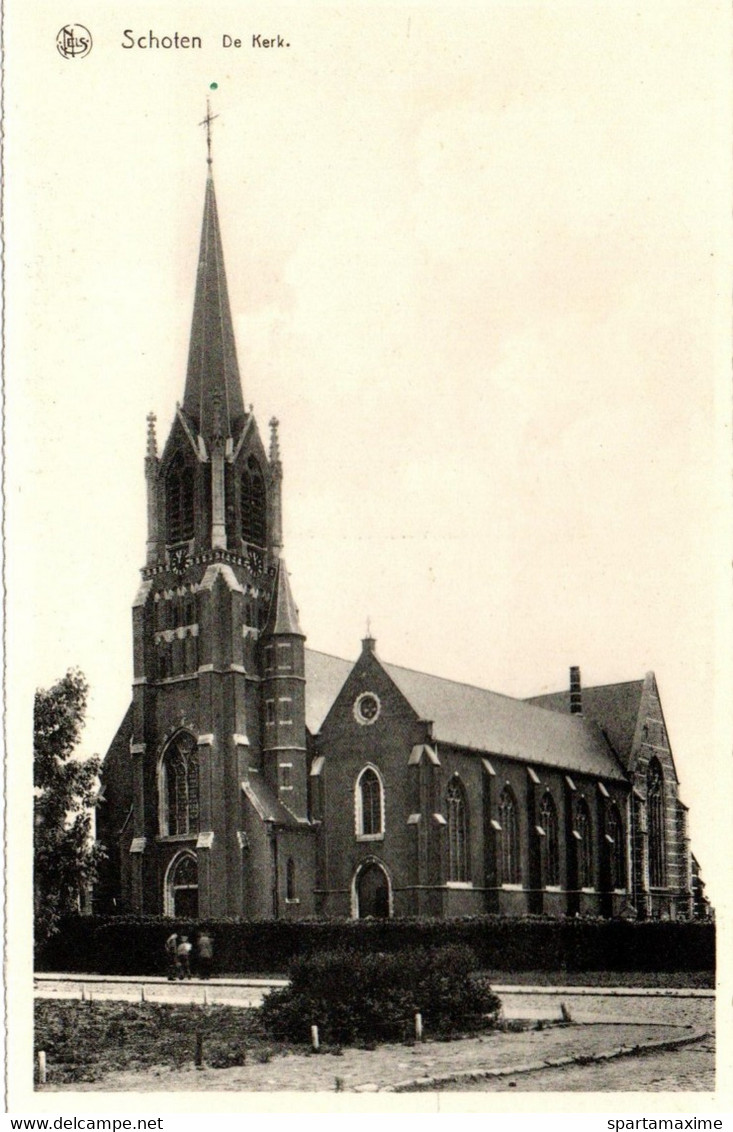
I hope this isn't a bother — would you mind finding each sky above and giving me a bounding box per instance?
[7,1,731,908]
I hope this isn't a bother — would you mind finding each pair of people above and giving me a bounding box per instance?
[165,929,213,980]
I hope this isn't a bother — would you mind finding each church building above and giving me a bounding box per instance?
[96,130,704,924]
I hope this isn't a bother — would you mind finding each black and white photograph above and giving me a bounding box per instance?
[5,0,731,1114]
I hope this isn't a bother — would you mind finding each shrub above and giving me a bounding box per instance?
[259,945,501,1045]
[205,1040,248,1069]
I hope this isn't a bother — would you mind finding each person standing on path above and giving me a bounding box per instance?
[165,930,179,981]
[176,933,192,979]
[196,930,213,979]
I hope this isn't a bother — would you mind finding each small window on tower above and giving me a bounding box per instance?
[264,645,274,672]
[280,763,293,790]
[159,642,172,681]
[265,700,275,725]
[277,643,292,672]
[279,697,293,724]
[155,598,168,630]
[184,634,198,674]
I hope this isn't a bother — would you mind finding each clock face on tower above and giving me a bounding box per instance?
[169,547,188,574]
[354,692,381,725]
[247,547,265,576]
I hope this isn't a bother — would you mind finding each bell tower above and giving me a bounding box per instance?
[123,108,314,918]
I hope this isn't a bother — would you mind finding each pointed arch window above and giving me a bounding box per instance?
[355,765,384,840]
[241,456,266,547]
[160,732,199,836]
[446,778,470,882]
[166,453,195,544]
[575,798,593,889]
[647,757,666,887]
[498,787,520,885]
[606,803,625,890]
[539,791,560,887]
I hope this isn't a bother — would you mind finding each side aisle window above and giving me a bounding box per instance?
[446,778,470,882]
[498,787,520,884]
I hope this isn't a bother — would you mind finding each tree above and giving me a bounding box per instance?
[34,669,104,950]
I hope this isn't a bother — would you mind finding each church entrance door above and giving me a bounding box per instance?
[167,852,199,918]
[356,862,390,919]
[174,886,198,919]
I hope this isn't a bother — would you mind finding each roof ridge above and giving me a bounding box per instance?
[528,679,645,696]
[305,649,644,714]
[383,658,526,705]
[304,646,353,663]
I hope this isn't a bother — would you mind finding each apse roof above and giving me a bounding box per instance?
[525,681,645,768]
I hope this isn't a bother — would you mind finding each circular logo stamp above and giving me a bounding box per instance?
[56,25,92,58]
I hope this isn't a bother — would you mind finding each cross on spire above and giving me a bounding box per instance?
[199,99,219,167]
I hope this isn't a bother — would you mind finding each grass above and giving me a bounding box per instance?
[207,969,712,989]
[476,970,713,989]
[34,1001,286,1085]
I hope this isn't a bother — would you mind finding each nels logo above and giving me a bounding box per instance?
[56,24,92,58]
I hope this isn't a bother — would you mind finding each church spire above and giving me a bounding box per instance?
[264,559,303,637]
[182,105,245,441]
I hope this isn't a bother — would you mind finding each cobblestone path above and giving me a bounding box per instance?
[442,1035,715,1092]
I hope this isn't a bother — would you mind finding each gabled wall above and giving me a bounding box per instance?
[627,674,692,918]
[314,645,428,917]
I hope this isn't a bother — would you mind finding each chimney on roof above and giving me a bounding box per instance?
[569,666,582,715]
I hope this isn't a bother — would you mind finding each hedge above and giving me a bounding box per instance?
[35,914,715,976]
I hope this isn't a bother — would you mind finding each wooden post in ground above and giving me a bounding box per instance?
[37,1051,47,1085]
[311,1025,320,1052]
[415,1013,423,1042]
